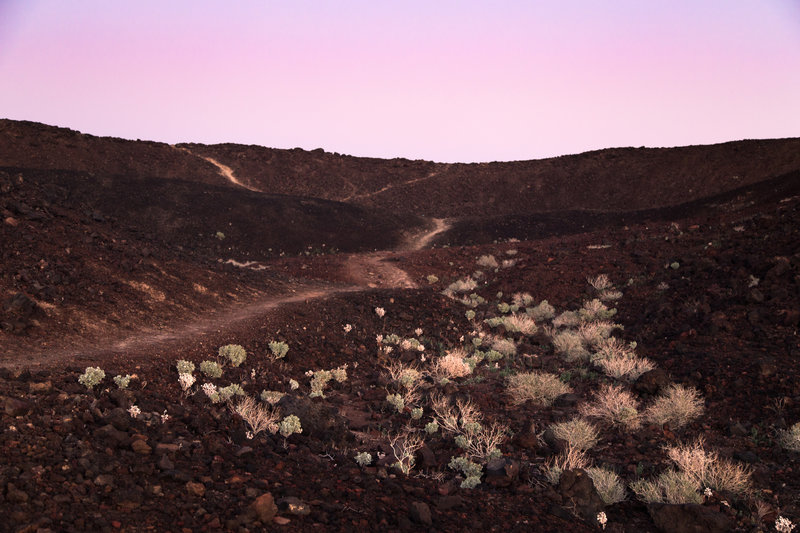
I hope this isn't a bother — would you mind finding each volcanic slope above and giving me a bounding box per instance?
[1,119,800,532]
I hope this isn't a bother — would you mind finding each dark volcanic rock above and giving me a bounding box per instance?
[557,469,605,524]
[648,503,734,533]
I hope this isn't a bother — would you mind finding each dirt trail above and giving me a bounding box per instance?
[5,218,452,368]
[173,146,262,192]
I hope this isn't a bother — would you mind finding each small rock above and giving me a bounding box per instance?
[553,393,580,408]
[437,495,463,510]
[542,428,569,453]
[558,469,605,524]
[250,493,278,523]
[634,368,671,396]
[6,483,29,503]
[158,455,175,471]
[155,442,181,454]
[273,516,291,525]
[185,481,206,497]
[733,450,760,464]
[94,474,115,487]
[131,439,152,455]
[4,216,18,226]
[2,396,32,416]
[28,381,52,393]
[409,501,432,525]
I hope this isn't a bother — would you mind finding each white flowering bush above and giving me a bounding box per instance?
[78,367,105,390]
[178,373,196,392]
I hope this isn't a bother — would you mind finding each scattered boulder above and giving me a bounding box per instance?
[635,368,671,396]
[557,469,605,524]
[248,493,278,523]
[409,501,432,525]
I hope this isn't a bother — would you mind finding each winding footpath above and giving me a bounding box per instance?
[7,216,451,369]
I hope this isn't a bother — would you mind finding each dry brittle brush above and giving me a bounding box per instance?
[586,466,626,505]
[666,439,751,495]
[643,384,704,429]
[550,417,600,451]
[544,446,589,485]
[431,348,473,379]
[579,383,642,430]
[232,396,279,436]
[390,429,425,475]
[430,394,482,435]
[507,371,571,406]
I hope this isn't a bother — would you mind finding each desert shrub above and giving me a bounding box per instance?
[552,330,590,362]
[552,310,581,328]
[779,422,800,452]
[550,417,599,451]
[218,383,245,402]
[279,415,302,437]
[178,373,196,392]
[489,336,517,356]
[527,300,555,321]
[430,395,482,435]
[449,456,483,488]
[630,469,703,504]
[588,274,613,291]
[260,390,285,405]
[544,447,589,485]
[579,383,642,429]
[476,255,499,269]
[444,277,478,296]
[425,421,439,434]
[386,393,405,413]
[666,440,750,494]
[485,349,504,363]
[579,299,617,322]
[643,384,704,429]
[309,370,332,398]
[389,430,423,474]
[219,344,247,367]
[454,421,508,462]
[200,360,224,378]
[432,349,473,379]
[176,360,195,374]
[502,314,538,336]
[113,374,131,389]
[78,367,105,390]
[507,371,571,406]
[426,275,439,284]
[354,452,372,466]
[410,407,423,420]
[578,321,622,346]
[331,364,348,383]
[268,341,289,360]
[595,355,655,381]
[511,292,534,307]
[465,310,476,320]
[586,466,626,504]
[233,396,279,436]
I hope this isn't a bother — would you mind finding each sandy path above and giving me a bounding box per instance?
[173,145,262,192]
[4,218,451,368]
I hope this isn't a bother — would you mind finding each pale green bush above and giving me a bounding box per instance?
[219,344,247,367]
[279,415,302,437]
[78,367,105,390]
[260,390,285,405]
[176,360,195,374]
[113,374,132,389]
[268,341,289,360]
[527,300,555,321]
[200,360,224,378]
[354,451,372,466]
[218,383,245,402]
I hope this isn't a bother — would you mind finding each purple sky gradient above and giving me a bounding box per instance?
[1,1,799,163]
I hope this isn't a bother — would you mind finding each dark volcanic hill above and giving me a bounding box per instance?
[3,119,800,219]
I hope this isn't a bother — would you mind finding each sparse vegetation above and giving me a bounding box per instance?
[78,367,105,390]
[219,344,247,367]
[507,371,571,406]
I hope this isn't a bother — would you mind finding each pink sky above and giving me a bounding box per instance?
[1,1,799,163]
